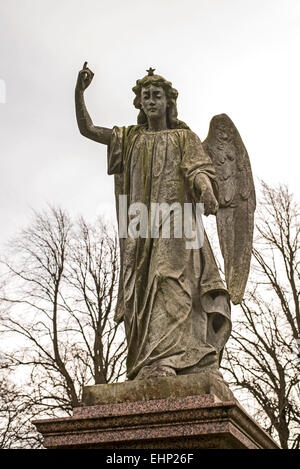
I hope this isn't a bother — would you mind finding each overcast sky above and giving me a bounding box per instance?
[1,0,300,244]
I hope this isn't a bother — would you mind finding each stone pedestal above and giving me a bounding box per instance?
[33,373,280,449]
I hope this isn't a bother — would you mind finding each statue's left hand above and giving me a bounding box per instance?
[201,187,219,216]
[195,174,219,216]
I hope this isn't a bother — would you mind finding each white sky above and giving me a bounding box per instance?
[1,0,300,243]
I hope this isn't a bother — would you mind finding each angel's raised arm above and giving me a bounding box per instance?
[75,62,112,145]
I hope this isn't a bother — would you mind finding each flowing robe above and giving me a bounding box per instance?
[107,125,231,380]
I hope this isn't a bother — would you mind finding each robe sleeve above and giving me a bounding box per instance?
[180,130,218,200]
[107,126,126,175]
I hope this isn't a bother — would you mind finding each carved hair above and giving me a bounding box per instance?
[132,74,189,129]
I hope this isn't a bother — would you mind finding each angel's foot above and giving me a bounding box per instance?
[135,363,176,380]
[177,351,219,375]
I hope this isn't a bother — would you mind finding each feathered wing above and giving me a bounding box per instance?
[203,114,256,304]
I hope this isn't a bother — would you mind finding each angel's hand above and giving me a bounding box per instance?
[76,61,94,92]
[201,187,219,216]
[195,174,219,216]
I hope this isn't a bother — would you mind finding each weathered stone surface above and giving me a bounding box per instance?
[33,392,280,449]
[82,371,234,406]
[203,113,256,305]
[75,66,256,381]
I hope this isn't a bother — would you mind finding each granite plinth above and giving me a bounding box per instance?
[33,374,280,449]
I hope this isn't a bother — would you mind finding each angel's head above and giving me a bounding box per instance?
[132,70,188,129]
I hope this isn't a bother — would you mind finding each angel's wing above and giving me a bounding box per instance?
[203,114,256,304]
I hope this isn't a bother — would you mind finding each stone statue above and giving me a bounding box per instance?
[75,64,256,382]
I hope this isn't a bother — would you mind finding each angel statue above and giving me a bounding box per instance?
[75,64,256,382]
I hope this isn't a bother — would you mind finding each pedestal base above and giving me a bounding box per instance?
[33,374,279,449]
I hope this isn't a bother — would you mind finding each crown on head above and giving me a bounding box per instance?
[146,67,156,76]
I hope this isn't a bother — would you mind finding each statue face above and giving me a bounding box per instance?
[140,85,167,121]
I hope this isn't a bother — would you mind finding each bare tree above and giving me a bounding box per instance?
[65,217,126,384]
[222,181,300,449]
[0,207,126,448]
[0,357,44,449]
